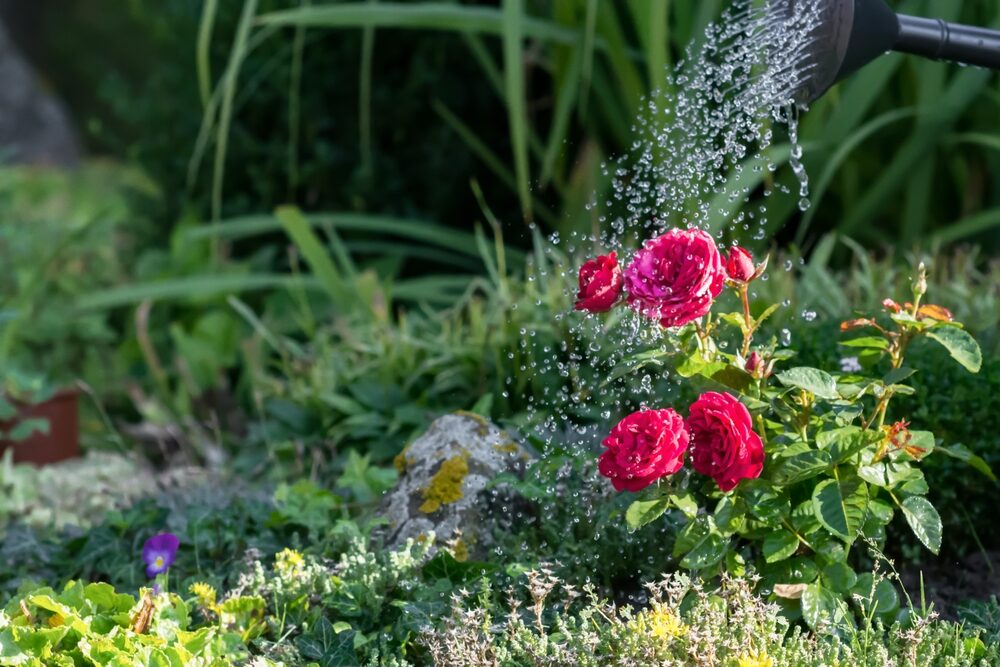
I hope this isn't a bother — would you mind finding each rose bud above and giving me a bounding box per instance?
[745,351,766,378]
[574,252,623,313]
[882,298,902,313]
[726,246,756,283]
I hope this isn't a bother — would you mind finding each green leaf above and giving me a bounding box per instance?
[900,496,942,554]
[625,497,671,532]
[714,496,745,533]
[763,529,799,563]
[852,574,900,615]
[882,367,916,385]
[669,493,699,519]
[802,583,853,636]
[817,427,881,464]
[925,325,982,373]
[740,480,789,524]
[776,367,839,399]
[822,562,858,594]
[939,444,997,481]
[7,418,49,442]
[839,336,889,350]
[811,472,868,543]
[770,449,832,485]
[673,517,728,570]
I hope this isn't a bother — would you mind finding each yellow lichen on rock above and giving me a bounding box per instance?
[418,454,469,514]
[394,449,413,474]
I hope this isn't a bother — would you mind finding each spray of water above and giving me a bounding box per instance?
[495,0,830,581]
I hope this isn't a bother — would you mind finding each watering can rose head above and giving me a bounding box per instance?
[623,228,726,328]
[574,252,623,313]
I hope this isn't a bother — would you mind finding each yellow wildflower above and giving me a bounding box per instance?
[189,582,219,613]
[738,651,774,667]
[629,604,687,641]
[275,548,306,576]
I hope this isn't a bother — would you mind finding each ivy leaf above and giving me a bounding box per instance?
[763,529,799,563]
[925,325,982,373]
[625,497,671,532]
[776,367,839,400]
[811,473,868,543]
[900,496,942,554]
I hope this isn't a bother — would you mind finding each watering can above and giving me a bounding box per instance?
[789,0,1000,102]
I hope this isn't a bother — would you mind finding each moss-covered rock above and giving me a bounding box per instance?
[380,412,532,555]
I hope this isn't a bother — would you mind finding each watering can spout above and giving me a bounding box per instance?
[787,0,1000,103]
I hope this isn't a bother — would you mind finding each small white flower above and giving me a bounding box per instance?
[840,356,862,373]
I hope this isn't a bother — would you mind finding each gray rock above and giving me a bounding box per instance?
[381,412,533,557]
[0,19,79,166]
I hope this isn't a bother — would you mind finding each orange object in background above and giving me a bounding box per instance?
[0,388,80,465]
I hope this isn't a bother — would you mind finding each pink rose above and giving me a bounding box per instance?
[624,228,725,328]
[575,252,623,313]
[687,392,764,492]
[599,408,689,492]
[726,246,756,283]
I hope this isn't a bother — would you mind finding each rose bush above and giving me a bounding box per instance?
[577,234,991,634]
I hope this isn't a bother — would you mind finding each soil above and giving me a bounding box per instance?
[900,550,1000,619]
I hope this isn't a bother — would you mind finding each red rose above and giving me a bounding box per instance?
[623,229,725,328]
[599,408,689,492]
[726,246,756,283]
[687,392,764,492]
[575,252,623,313]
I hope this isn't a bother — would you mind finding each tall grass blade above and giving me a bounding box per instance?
[276,205,360,314]
[501,0,531,223]
[197,0,220,109]
[359,0,376,183]
[211,0,259,242]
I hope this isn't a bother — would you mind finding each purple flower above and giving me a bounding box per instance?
[142,533,179,578]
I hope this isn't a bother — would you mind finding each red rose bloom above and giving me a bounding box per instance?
[687,392,764,492]
[575,252,623,313]
[623,228,725,328]
[726,246,756,283]
[599,408,689,492]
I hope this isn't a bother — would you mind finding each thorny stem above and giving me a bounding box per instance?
[739,284,753,358]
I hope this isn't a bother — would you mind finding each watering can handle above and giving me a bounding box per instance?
[895,15,1000,70]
